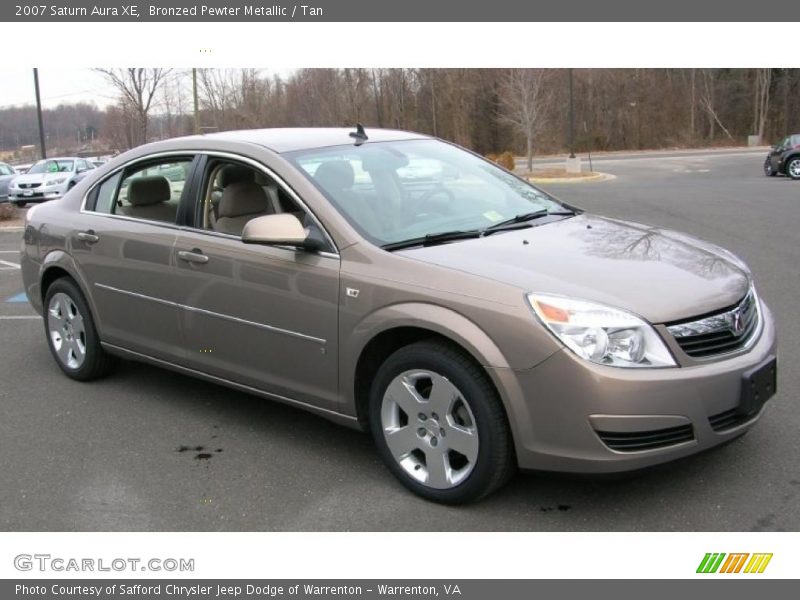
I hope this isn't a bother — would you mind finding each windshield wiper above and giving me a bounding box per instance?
[483,208,577,234]
[382,209,578,251]
[382,229,482,251]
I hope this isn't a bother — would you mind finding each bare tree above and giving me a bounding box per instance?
[498,69,550,172]
[752,68,772,141]
[94,68,171,145]
[699,69,734,141]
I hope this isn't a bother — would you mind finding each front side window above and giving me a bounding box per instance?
[286,139,567,246]
[198,158,322,242]
[91,158,193,224]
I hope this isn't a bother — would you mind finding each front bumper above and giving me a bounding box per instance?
[9,186,65,202]
[494,301,778,473]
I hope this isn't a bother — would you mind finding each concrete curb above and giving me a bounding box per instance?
[527,172,616,184]
[0,226,24,232]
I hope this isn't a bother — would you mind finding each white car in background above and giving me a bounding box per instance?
[7,157,96,207]
[0,162,16,202]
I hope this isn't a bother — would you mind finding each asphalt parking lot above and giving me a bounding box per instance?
[0,147,797,531]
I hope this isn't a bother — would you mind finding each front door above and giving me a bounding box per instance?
[171,155,340,411]
[173,232,341,410]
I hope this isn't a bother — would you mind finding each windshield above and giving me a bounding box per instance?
[28,159,74,174]
[0,164,14,176]
[286,139,567,246]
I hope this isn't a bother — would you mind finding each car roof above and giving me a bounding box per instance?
[193,127,431,153]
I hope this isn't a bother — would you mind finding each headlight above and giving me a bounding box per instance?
[48,178,67,185]
[527,293,676,368]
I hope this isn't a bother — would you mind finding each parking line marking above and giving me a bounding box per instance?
[0,259,20,269]
[0,315,39,320]
[0,251,20,253]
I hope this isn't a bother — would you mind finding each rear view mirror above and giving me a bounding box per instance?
[242,214,309,247]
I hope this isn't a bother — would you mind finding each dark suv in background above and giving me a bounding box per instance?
[764,134,800,179]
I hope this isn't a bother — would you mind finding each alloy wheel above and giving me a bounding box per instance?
[788,159,800,179]
[380,369,479,490]
[47,292,87,370]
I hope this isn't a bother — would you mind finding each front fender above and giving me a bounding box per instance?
[351,301,512,370]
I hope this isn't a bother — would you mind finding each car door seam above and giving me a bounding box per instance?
[93,282,326,344]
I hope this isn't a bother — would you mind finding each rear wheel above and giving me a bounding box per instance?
[786,157,800,180]
[369,340,515,504]
[44,277,117,381]
[13,201,27,207]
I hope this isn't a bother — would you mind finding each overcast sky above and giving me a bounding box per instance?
[1,68,122,109]
[1,67,296,111]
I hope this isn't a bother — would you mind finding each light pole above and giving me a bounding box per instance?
[33,68,46,159]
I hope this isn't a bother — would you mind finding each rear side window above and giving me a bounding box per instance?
[93,172,122,213]
[90,158,193,224]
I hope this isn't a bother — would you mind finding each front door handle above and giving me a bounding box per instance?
[76,231,99,244]
[177,250,209,264]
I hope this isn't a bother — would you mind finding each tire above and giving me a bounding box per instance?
[764,158,777,177]
[14,201,27,208]
[785,157,800,180]
[43,277,117,381]
[368,340,515,504]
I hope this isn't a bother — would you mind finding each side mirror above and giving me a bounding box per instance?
[242,214,310,247]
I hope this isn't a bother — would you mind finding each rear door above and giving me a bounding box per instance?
[74,154,198,362]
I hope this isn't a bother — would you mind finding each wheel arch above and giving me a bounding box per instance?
[39,251,100,333]
[345,302,513,429]
[783,153,800,175]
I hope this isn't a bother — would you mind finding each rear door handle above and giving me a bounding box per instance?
[76,231,99,244]
[177,250,209,264]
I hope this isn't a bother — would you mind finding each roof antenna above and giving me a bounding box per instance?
[349,123,368,146]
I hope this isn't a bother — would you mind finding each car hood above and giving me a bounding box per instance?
[397,214,751,324]
[13,173,64,184]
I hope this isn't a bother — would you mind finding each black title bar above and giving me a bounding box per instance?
[3,0,799,21]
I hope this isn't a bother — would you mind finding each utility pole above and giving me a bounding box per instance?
[33,68,46,159]
[568,68,575,159]
[565,68,581,173]
[192,68,200,134]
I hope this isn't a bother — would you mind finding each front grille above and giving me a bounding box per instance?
[18,183,41,189]
[596,424,695,452]
[667,291,759,359]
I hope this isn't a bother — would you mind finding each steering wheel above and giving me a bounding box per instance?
[414,186,457,217]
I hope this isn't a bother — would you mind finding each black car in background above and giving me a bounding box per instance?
[764,134,800,179]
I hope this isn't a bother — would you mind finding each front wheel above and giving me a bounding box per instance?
[786,157,800,180]
[369,340,515,504]
[44,277,117,381]
[764,158,777,177]
[13,201,27,207]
